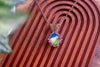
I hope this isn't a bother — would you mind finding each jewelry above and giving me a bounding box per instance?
[35,0,79,47]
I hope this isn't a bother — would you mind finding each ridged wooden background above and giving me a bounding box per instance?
[0,0,100,67]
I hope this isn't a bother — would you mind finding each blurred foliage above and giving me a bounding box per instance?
[0,0,28,54]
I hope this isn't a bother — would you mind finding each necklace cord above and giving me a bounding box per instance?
[35,0,79,25]
[35,0,50,25]
[59,0,79,25]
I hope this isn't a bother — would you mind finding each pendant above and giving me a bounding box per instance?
[48,24,62,47]
[48,32,62,47]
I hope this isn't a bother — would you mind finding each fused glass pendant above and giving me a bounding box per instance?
[48,32,62,47]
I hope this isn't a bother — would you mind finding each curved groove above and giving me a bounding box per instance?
[78,1,96,67]
[64,2,88,67]
[72,1,94,67]
[71,1,89,67]
[81,1,99,67]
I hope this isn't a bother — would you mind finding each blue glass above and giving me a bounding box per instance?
[50,32,58,38]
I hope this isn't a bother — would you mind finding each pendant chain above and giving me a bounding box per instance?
[35,0,79,25]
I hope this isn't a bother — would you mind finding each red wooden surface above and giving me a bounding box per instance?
[0,0,100,67]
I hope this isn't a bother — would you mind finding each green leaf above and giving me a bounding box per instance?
[0,0,28,53]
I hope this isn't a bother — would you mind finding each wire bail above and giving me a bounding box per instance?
[50,24,59,32]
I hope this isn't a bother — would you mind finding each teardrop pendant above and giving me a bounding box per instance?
[48,24,62,47]
[48,32,62,47]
